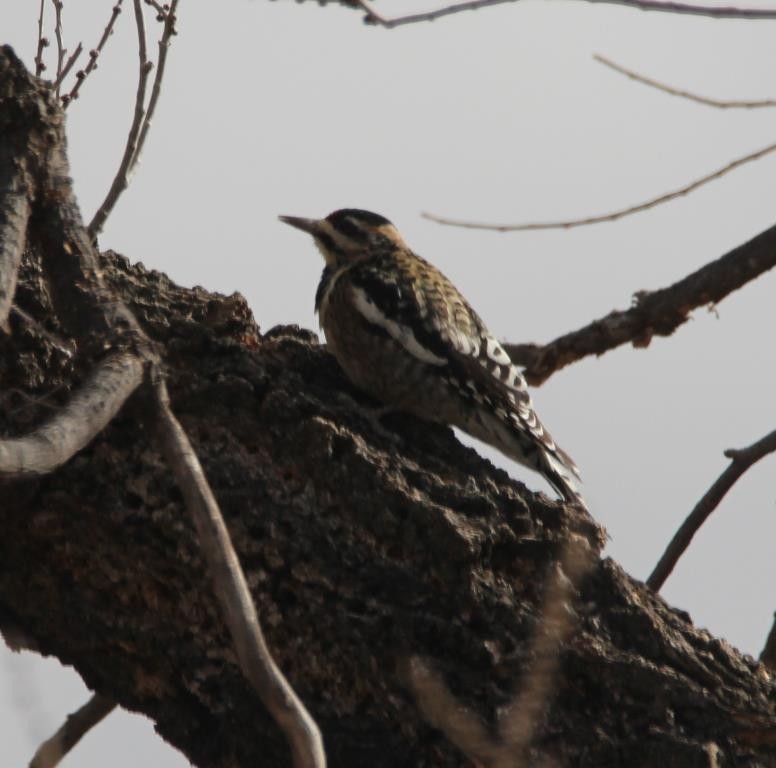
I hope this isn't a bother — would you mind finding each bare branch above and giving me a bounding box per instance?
[28,694,117,768]
[647,428,776,592]
[353,0,776,27]
[423,139,776,232]
[400,657,502,766]
[403,541,592,767]
[498,540,592,764]
[51,0,66,91]
[52,42,82,93]
[152,377,326,768]
[132,0,179,178]
[88,0,152,240]
[760,613,776,672]
[594,54,776,109]
[0,167,31,333]
[62,2,124,108]
[503,220,776,386]
[0,352,144,478]
[34,0,48,76]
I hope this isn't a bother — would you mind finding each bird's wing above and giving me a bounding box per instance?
[349,253,580,479]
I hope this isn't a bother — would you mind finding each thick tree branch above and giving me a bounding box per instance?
[153,377,326,768]
[503,220,776,385]
[28,694,117,768]
[594,54,776,109]
[647,428,776,592]
[2,45,324,765]
[0,352,144,477]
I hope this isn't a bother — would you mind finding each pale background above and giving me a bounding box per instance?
[2,1,775,765]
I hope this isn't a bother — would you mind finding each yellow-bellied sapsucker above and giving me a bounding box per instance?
[280,208,585,507]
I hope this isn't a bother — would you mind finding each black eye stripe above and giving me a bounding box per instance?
[317,232,339,252]
[334,217,365,240]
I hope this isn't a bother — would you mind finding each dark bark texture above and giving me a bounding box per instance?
[2,249,775,767]
[1,42,774,768]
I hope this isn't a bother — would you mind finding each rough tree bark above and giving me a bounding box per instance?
[1,46,775,768]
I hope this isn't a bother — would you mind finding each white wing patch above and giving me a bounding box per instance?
[352,286,447,366]
[485,337,511,365]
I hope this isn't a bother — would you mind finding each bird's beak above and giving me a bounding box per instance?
[279,215,321,236]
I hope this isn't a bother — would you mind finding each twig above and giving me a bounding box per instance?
[144,0,168,14]
[503,219,776,386]
[34,0,48,76]
[62,2,124,108]
[498,540,592,763]
[403,540,592,766]
[88,0,152,240]
[131,0,179,179]
[647,428,776,592]
[0,352,144,478]
[400,657,502,766]
[52,42,82,93]
[353,0,776,27]
[51,0,66,91]
[0,168,32,334]
[152,376,326,768]
[760,613,776,672]
[423,138,776,232]
[28,694,117,768]
[595,54,776,109]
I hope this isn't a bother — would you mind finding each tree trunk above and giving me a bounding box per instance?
[1,44,774,768]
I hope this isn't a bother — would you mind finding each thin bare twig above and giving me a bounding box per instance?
[403,540,592,767]
[503,220,776,386]
[647,428,776,592]
[595,54,776,109]
[88,0,152,240]
[34,0,48,76]
[499,540,592,762]
[760,613,776,672]
[52,42,82,92]
[51,0,66,92]
[152,376,326,768]
[62,1,124,108]
[424,139,776,232]
[0,352,144,478]
[28,694,117,768]
[353,0,776,27]
[401,657,502,766]
[144,0,168,14]
[132,0,179,178]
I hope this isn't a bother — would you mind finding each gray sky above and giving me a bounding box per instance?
[3,1,776,765]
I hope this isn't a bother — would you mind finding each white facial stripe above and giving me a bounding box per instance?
[352,287,447,366]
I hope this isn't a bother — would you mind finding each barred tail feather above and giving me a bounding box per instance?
[541,448,588,510]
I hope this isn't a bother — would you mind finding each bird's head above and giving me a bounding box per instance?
[280,208,406,267]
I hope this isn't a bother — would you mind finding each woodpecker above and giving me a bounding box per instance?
[280,208,586,508]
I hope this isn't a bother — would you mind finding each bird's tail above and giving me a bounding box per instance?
[540,446,588,510]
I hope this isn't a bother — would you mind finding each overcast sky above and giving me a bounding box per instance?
[3,1,776,765]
